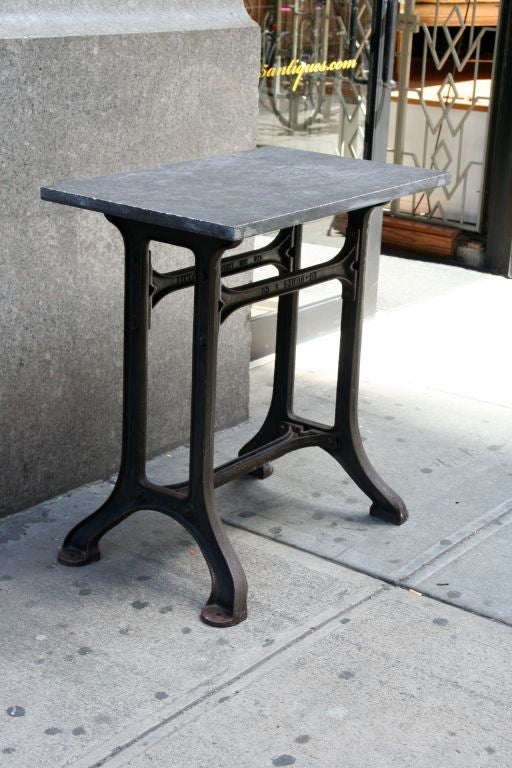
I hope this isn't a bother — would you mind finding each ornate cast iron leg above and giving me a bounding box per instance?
[238,225,302,472]
[58,218,152,565]
[187,242,248,626]
[329,208,408,525]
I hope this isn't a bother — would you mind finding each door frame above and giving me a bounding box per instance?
[482,0,512,277]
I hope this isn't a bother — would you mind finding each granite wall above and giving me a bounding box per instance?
[0,2,260,517]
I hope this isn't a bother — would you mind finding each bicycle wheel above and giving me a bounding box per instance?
[267,58,325,131]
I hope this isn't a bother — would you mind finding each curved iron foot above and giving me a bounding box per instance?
[201,602,247,627]
[58,543,101,567]
[57,490,134,567]
[370,501,408,526]
[328,441,408,527]
[189,516,248,628]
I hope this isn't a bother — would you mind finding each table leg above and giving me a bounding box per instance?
[187,242,248,627]
[58,219,152,565]
[329,208,408,524]
[238,225,302,469]
[57,219,246,625]
[237,210,407,525]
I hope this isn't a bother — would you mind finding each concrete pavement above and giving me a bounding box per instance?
[2,254,512,766]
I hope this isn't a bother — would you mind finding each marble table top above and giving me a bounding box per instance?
[41,147,449,241]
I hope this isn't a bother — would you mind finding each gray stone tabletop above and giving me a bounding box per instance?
[41,147,449,241]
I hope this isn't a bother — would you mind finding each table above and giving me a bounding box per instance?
[41,147,448,627]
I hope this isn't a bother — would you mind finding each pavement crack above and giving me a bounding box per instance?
[400,503,512,585]
[398,584,512,629]
[81,588,385,768]
[391,498,512,584]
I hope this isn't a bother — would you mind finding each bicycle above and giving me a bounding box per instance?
[259,4,326,131]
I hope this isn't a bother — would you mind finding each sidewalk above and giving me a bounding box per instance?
[2,255,512,766]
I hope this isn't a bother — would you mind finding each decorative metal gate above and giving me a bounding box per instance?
[390,0,498,231]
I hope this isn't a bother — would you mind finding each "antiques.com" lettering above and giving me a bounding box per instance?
[259,58,357,92]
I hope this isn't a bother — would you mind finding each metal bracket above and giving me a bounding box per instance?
[397,11,420,34]
[219,227,360,322]
[148,228,295,313]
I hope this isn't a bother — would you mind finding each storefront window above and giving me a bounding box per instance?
[244,0,373,158]
[243,1,378,359]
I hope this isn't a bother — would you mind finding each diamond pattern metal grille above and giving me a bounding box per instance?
[390,0,497,231]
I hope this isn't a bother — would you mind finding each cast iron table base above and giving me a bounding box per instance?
[41,148,448,626]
